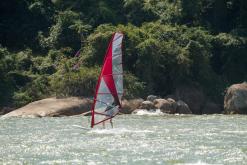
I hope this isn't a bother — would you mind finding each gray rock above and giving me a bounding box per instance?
[224,82,247,114]
[121,98,144,114]
[146,95,159,102]
[139,101,155,110]
[153,98,177,114]
[175,85,206,114]
[176,100,192,114]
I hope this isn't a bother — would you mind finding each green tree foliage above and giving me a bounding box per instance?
[0,0,54,50]
[212,33,247,84]
[50,66,99,97]
[0,47,15,106]
[0,0,247,109]
[38,10,83,51]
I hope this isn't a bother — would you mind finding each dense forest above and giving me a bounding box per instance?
[0,0,247,109]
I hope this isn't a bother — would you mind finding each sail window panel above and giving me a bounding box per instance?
[112,47,122,57]
[113,47,122,56]
[95,94,114,113]
[113,33,123,46]
[112,34,123,57]
[94,101,107,114]
[94,105,107,125]
[112,54,122,65]
[97,78,110,93]
[107,106,119,117]
[94,93,118,125]
[94,108,106,124]
[113,74,123,94]
[94,106,119,125]
[113,32,123,40]
[95,114,109,123]
[112,64,123,74]
[94,115,105,125]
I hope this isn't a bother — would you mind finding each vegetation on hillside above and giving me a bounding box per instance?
[0,0,247,108]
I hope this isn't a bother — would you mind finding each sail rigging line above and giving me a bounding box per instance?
[72,48,82,70]
[92,99,118,108]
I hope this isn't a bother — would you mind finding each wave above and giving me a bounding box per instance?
[133,109,164,116]
[88,128,154,134]
[221,130,247,134]
[176,161,222,165]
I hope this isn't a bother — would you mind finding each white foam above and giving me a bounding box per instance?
[88,128,154,134]
[176,161,222,165]
[221,130,247,134]
[40,159,82,164]
[134,109,164,116]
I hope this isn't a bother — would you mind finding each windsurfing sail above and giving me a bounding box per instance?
[90,32,124,128]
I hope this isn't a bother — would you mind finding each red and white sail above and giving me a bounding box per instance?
[91,32,124,128]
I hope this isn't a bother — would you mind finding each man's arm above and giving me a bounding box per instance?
[82,111,91,116]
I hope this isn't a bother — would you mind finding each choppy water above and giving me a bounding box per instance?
[0,113,247,165]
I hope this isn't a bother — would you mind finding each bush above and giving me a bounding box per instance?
[212,33,247,84]
[12,75,50,107]
[50,66,100,97]
[123,72,146,99]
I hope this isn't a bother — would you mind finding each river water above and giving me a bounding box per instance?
[0,113,247,165]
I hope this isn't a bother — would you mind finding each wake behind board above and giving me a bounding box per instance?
[72,125,91,130]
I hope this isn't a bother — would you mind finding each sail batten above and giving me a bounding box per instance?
[90,32,124,128]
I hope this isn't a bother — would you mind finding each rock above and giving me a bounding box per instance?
[153,99,166,109]
[202,101,223,114]
[121,98,144,114]
[175,85,206,114]
[146,95,159,102]
[153,98,177,114]
[224,82,247,114]
[139,100,155,110]
[176,100,192,114]
[2,97,92,118]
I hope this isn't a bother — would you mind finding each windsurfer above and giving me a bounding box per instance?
[103,101,118,128]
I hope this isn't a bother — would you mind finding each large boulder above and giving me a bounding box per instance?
[175,85,206,114]
[146,95,159,102]
[153,98,177,114]
[224,82,247,114]
[2,97,92,118]
[121,98,144,114]
[202,101,223,114]
[139,100,155,110]
[176,100,192,114]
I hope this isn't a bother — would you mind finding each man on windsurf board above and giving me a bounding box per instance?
[103,101,119,128]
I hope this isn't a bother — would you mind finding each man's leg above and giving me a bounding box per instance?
[110,119,113,128]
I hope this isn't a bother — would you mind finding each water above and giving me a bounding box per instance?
[0,113,247,165]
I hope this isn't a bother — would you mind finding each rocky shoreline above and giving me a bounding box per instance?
[1,82,247,118]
